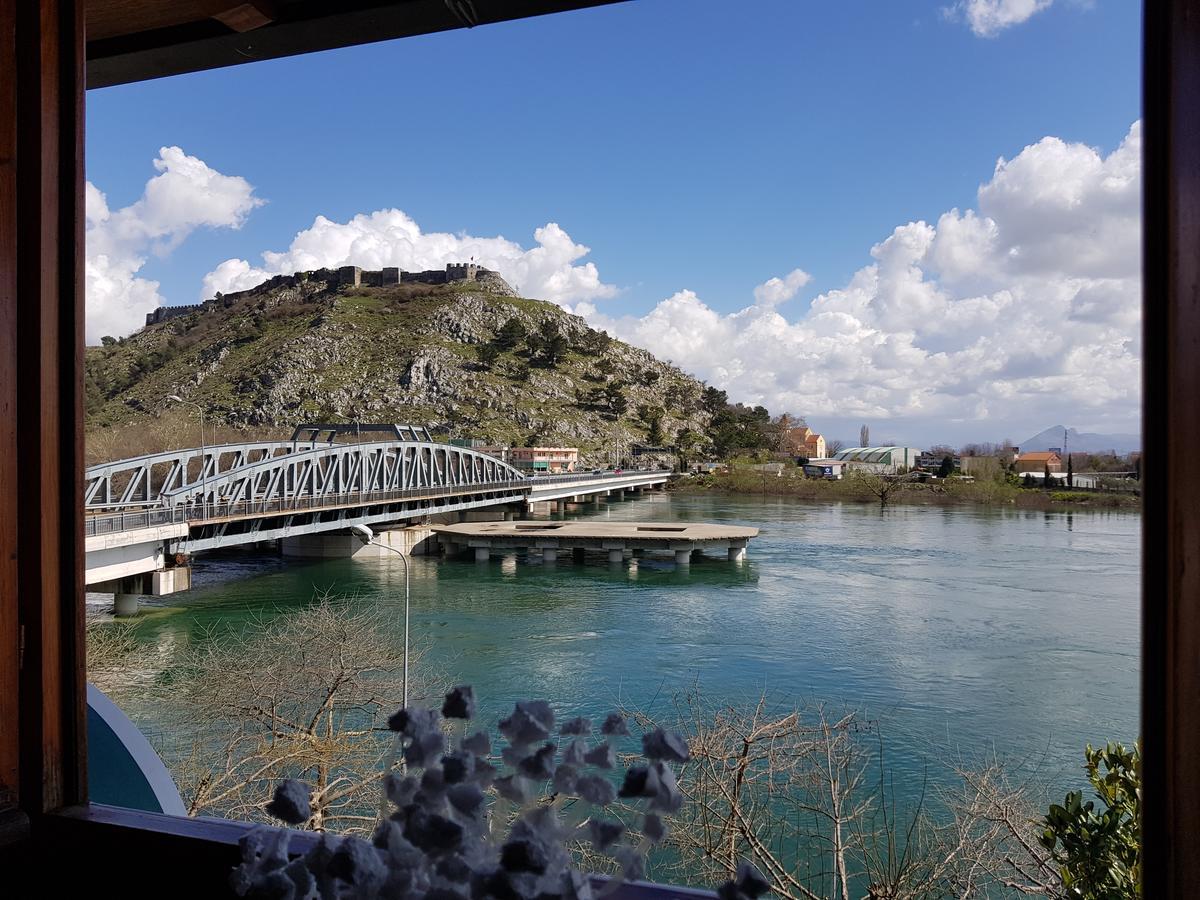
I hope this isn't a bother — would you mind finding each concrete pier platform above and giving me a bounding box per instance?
[434,520,758,564]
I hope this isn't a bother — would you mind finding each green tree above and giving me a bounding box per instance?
[605,381,629,417]
[100,335,117,347]
[527,320,568,368]
[493,317,527,351]
[576,328,611,355]
[937,455,954,478]
[475,342,501,368]
[702,386,728,416]
[1040,741,1141,899]
[647,411,665,446]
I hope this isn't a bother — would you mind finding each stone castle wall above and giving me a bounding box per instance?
[144,263,507,327]
[145,304,202,326]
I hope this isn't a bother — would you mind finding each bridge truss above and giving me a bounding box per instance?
[85,439,531,551]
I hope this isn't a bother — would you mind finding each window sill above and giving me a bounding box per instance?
[40,804,715,899]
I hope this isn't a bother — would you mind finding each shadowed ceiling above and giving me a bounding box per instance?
[86,0,626,88]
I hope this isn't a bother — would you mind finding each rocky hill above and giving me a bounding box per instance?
[85,270,712,461]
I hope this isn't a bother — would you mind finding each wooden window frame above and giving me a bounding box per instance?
[0,0,1197,894]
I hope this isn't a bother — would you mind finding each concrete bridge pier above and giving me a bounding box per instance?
[542,547,558,563]
[283,524,439,558]
[104,566,192,617]
[674,549,691,567]
[729,546,747,561]
[474,547,490,562]
[607,548,623,564]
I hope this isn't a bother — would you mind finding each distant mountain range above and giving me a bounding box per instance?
[1020,425,1140,455]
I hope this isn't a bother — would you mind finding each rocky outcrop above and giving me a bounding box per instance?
[85,274,711,461]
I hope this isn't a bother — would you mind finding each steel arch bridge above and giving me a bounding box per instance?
[85,438,527,513]
[83,431,671,589]
[84,437,531,564]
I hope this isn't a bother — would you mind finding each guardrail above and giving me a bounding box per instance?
[85,480,529,537]
[83,471,672,538]
[525,470,671,485]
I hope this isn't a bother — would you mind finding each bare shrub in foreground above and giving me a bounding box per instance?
[166,596,434,833]
[634,689,1067,899]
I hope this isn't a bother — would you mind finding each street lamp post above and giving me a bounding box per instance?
[167,394,207,519]
[351,523,410,709]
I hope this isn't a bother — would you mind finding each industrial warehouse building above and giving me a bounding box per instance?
[832,447,925,473]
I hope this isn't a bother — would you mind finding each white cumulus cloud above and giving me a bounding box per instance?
[585,122,1142,441]
[944,0,1053,36]
[201,210,616,307]
[85,146,262,344]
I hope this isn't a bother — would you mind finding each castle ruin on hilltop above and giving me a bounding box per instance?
[145,262,512,326]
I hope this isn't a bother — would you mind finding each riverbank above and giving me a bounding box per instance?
[673,468,1141,511]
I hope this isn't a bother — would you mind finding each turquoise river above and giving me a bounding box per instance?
[97,491,1141,871]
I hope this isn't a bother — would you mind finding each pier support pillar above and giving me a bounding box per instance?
[542,548,557,563]
[556,500,567,514]
[623,549,633,559]
[114,592,139,617]
[674,549,691,567]
[504,509,518,521]
[608,549,624,564]
[729,546,747,562]
[474,547,490,562]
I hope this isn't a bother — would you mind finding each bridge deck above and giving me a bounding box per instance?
[434,520,757,550]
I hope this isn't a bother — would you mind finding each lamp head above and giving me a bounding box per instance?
[350,524,374,542]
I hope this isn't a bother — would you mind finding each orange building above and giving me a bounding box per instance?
[1015,451,1062,473]
[508,447,579,473]
[782,425,826,460]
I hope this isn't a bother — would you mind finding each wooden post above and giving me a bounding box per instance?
[1142,1,1200,893]
[0,0,87,836]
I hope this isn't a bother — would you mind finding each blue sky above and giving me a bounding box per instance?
[85,0,1142,446]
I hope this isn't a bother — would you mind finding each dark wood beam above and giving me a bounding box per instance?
[208,2,277,34]
[1142,0,1200,894]
[86,0,628,90]
[0,0,87,830]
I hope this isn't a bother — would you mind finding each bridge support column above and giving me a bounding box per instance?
[504,509,518,521]
[674,549,691,567]
[608,549,624,564]
[542,548,557,563]
[556,500,567,514]
[474,547,490,563]
[729,546,747,562]
[114,592,139,618]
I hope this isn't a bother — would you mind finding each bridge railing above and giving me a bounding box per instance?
[524,470,671,485]
[85,479,530,538]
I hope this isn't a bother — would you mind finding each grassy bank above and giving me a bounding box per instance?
[674,468,1141,511]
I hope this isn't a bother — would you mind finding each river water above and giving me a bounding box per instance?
[106,491,1140,830]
